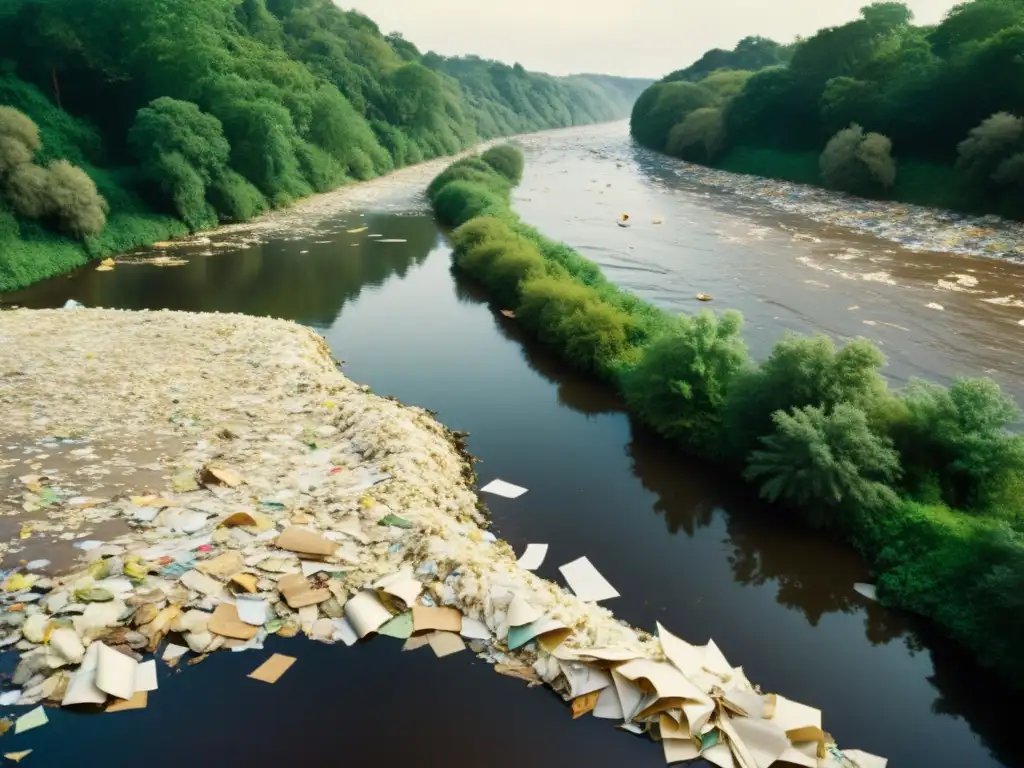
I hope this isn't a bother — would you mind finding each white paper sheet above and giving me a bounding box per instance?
[134,660,158,692]
[725,713,789,768]
[161,644,188,662]
[62,642,106,706]
[663,736,700,764]
[592,684,624,720]
[615,659,709,705]
[842,750,888,768]
[95,642,138,700]
[479,479,528,499]
[344,589,391,638]
[506,595,541,627]
[236,598,269,626]
[374,567,423,605]
[559,556,620,602]
[180,570,225,597]
[301,560,329,577]
[0,691,21,706]
[612,669,646,723]
[459,616,491,640]
[853,583,878,601]
[332,617,358,646]
[516,543,548,570]
[560,661,613,698]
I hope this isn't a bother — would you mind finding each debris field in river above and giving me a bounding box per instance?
[0,308,884,767]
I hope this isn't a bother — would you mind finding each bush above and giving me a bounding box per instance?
[46,160,108,238]
[4,163,52,219]
[666,107,726,163]
[745,403,902,526]
[630,82,715,151]
[622,310,749,455]
[207,169,267,222]
[0,105,41,176]
[957,111,1024,187]
[480,144,524,184]
[432,179,508,226]
[427,157,507,203]
[820,123,897,196]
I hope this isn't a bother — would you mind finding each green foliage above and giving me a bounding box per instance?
[630,82,715,151]
[666,107,726,163]
[957,112,1024,192]
[662,36,789,83]
[820,123,897,195]
[481,144,524,184]
[745,404,901,525]
[46,159,108,237]
[622,311,748,454]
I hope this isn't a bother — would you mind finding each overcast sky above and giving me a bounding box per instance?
[342,1,961,78]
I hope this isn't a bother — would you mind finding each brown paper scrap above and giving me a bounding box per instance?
[230,573,258,593]
[276,527,337,557]
[248,654,296,684]
[219,512,257,528]
[195,552,244,579]
[278,573,331,609]
[428,631,465,658]
[571,691,601,719]
[412,605,462,633]
[106,691,148,712]
[199,464,244,488]
[494,664,543,686]
[209,604,259,640]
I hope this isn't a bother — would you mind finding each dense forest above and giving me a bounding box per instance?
[0,0,650,292]
[631,0,1024,216]
[428,145,1024,687]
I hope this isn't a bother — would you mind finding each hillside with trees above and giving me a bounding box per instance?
[0,0,650,291]
[631,0,1024,216]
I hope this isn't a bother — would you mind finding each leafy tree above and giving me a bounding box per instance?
[745,403,901,524]
[623,310,749,454]
[930,0,1024,57]
[860,2,914,33]
[0,106,40,176]
[667,107,726,162]
[957,112,1024,188]
[630,82,715,150]
[480,144,524,184]
[46,159,108,237]
[820,123,897,195]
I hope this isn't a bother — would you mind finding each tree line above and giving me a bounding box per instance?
[630,0,1024,214]
[0,0,650,292]
[428,144,1024,689]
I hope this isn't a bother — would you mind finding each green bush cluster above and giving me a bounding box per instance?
[631,0,1024,216]
[428,147,1024,687]
[0,0,651,292]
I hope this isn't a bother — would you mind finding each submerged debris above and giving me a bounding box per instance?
[0,309,883,767]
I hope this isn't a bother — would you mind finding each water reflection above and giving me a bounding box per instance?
[2,213,440,330]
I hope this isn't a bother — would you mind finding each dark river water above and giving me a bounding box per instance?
[4,122,1024,768]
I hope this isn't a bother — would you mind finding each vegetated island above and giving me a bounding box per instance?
[630,1,1024,219]
[427,143,1024,692]
[0,0,651,292]
[0,307,880,767]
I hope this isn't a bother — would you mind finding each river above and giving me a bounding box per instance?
[3,122,1023,768]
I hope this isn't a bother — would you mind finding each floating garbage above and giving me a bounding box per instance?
[853,583,878,602]
[696,293,712,302]
[62,299,84,309]
[0,308,884,768]
[617,213,631,228]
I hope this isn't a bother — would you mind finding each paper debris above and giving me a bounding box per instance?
[374,568,422,606]
[506,595,541,627]
[219,511,257,527]
[276,527,337,557]
[300,561,329,578]
[494,664,542,686]
[0,692,20,707]
[344,589,392,638]
[412,605,462,633]
[572,690,601,719]
[479,479,528,498]
[62,642,106,706]
[347,227,368,234]
[562,661,613,698]
[459,616,491,640]
[235,598,269,626]
[195,552,244,579]
[4,752,32,763]
[277,573,332,609]
[248,654,296,684]
[25,560,50,571]
[517,544,548,570]
[13,706,47,734]
[402,634,432,652]
[199,464,244,488]
[428,631,466,658]
[209,604,259,640]
[134,660,158,692]
[96,642,138,700]
[841,750,888,768]
[180,570,225,597]
[559,556,620,602]
[230,573,259,593]
[332,618,358,646]
[592,684,624,719]
[663,736,700,763]
[853,583,878,601]
[507,616,572,651]
[162,644,188,662]
[378,612,413,639]
[107,691,148,712]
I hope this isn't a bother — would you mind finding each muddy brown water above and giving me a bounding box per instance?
[2,122,1023,767]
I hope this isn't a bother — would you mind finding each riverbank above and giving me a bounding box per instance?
[0,308,882,766]
[428,146,1024,692]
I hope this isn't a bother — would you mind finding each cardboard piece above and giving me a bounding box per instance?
[459,616,491,640]
[209,603,260,640]
[663,736,701,764]
[248,653,296,684]
[428,631,466,658]
[200,464,245,487]
[479,479,528,499]
[560,688,596,719]
[236,598,269,626]
[517,543,548,570]
[62,642,106,706]
[378,612,414,639]
[559,557,620,602]
[506,595,541,627]
[301,560,330,578]
[14,706,48,734]
[402,633,433,651]
[96,642,139,700]
[276,527,337,558]
[107,691,148,712]
[195,552,244,579]
[412,605,462,633]
[277,573,332,609]
[345,589,392,638]
[230,573,259,593]
[507,616,572,651]
[135,660,158,692]
[180,570,225,597]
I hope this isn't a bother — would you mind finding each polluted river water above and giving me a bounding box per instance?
[3,121,1024,767]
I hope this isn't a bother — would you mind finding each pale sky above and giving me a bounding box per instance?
[342,1,961,78]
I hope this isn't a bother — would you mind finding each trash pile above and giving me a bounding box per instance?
[0,308,884,767]
[671,162,1024,262]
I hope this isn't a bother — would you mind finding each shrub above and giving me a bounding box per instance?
[666,107,726,163]
[207,169,267,222]
[820,123,897,195]
[432,180,508,226]
[4,163,52,219]
[46,160,108,238]
[745,403,902,526]
[480,144,524,184]
[622,310,749,455]
[957,111,1024,187]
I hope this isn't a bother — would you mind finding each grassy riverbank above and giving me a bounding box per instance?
[428,145,1024,689]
